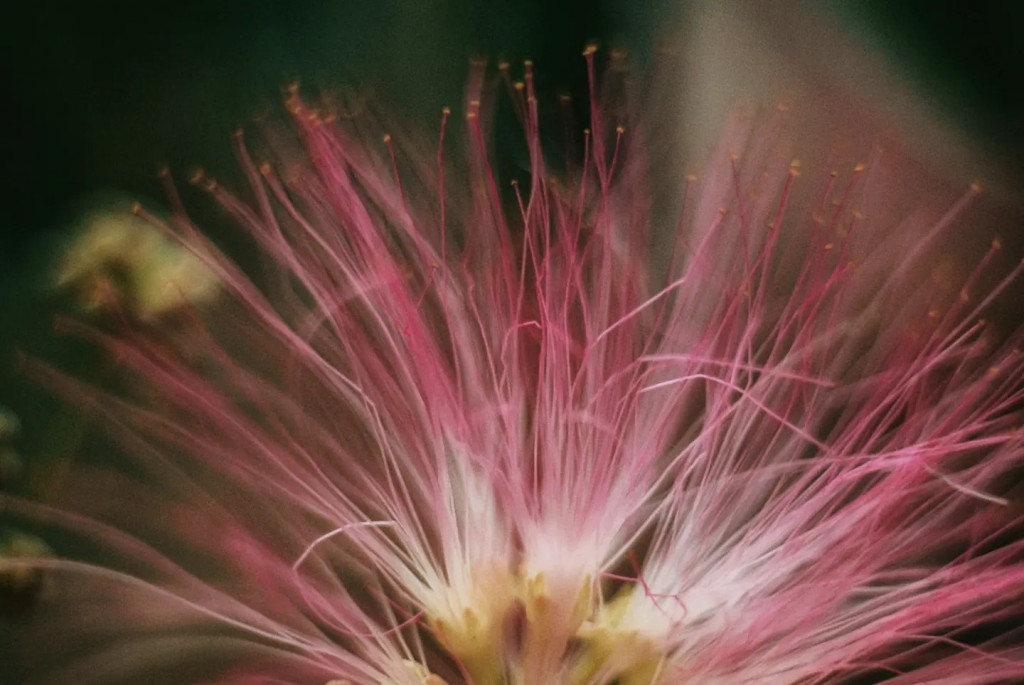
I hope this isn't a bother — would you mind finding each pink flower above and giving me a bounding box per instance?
[8,52,1024,684]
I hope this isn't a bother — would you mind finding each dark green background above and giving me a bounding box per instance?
[3,1,1023,266]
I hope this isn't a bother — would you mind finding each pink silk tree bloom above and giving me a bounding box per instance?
[6,52,1024,684]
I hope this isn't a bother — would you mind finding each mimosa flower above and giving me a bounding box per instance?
[7,53,1024,684]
